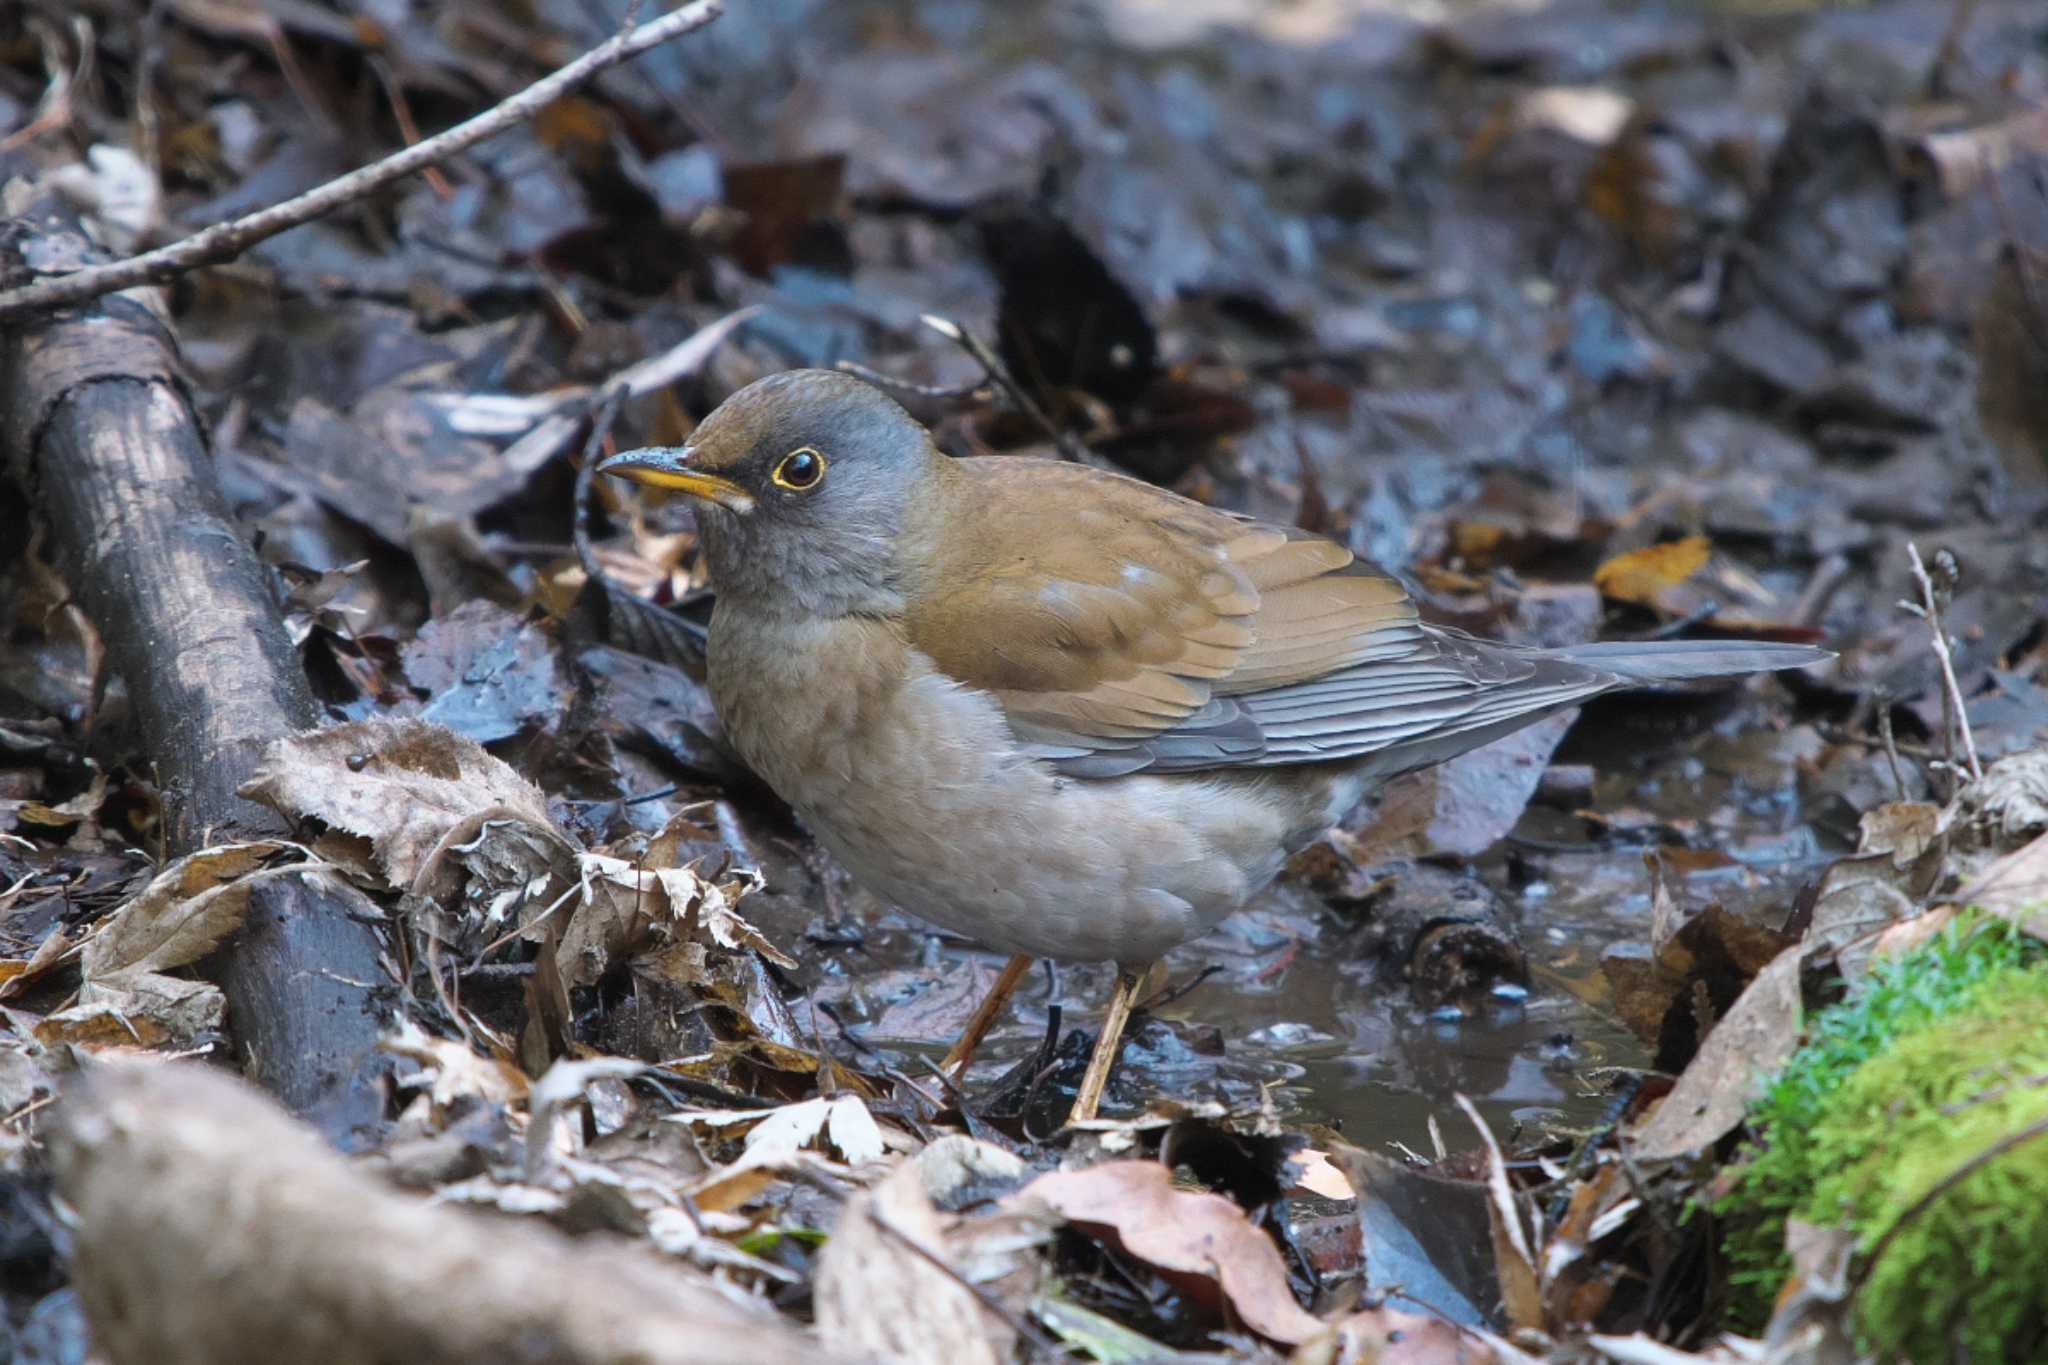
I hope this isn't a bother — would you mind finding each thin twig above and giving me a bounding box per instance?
[368,54,454,200]
[0,0,723,322]
[0,16,91,155]
[1872,695,1910,801]
[572,389,628,579]
[1901,542,1984,789]
[833,360,988,401]
[918,314,1093,462]
[1791,551,1852,627]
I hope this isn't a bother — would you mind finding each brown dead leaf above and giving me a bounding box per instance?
[1952,826,2048,939]
[13,770,108,831]
[381,1017,529,1116]
[678,1149,789,1215]
[1592,536,1710,607]
[1910,106,2048,200]
[1016,1159,1326,1346]
[0,923,78,1002]
[1629,943,1803,1161]
[1289,1149,1357,1201]
[816,1161,1003,1365]
[1865,904,1960,966]
[1455,1094,1542,1335]
[239,718,559,892]
[1346,711,1577,863]
[37,973,224,1052]
[1540,1164,1636,1329]
[80,842,290,981]
[1811,802,1949,983]
[1956,748,2048,853]
[557,855,791,989]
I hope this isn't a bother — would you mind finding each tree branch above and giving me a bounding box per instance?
[0,0,722,322]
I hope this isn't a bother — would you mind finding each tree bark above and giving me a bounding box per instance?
[1,201,393,1144]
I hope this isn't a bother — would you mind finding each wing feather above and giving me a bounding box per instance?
[905,456,1619,776]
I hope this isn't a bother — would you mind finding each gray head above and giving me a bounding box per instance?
[597,369,944,617]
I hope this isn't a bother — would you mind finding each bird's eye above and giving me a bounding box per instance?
[772,447,826,491]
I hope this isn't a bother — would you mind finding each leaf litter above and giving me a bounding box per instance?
[5,0,2048,1360]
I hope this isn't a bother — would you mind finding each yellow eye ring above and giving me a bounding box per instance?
[772,447,826,491]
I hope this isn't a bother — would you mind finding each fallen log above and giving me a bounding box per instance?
[0,198,392,1142]
[52,1058,839,1365]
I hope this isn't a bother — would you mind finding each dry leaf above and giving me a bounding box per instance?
[36,973,224,1052]
[557,855,791,989]
[81,842,292,981]
[1016,1159,1326,1345]
[1910,106,2048,199]
[1289,1148,1357,1201]
[1629,943,1803,1161]
[1864,905,1960,966]
[0,924,78,1002]
[14,771,109,830]
[1813,801,1949,983]
[669,1095,886,1164]
[1539,1164,1636,1328]
[1592,536,1710,607]
[816,1161,1002,1365]
[680,1150,789,1215]
[381,1017,529,1114]
[1513,86,1633,146]
[685,870,795,968]
[1455,1095,1542,1335]
[239,718,561,891]
[1953,827,2048,938]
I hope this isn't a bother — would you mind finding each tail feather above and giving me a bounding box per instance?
[1558,639,1832,683]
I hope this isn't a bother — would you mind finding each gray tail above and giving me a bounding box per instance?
[1558,639,1832,682]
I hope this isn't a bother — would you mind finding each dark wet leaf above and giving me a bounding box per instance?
[723,155,850,278]
[1629,943,1803,1161]
[1330,1145,1494,1328]
[404,602,567,744]
[976,200,1158,408]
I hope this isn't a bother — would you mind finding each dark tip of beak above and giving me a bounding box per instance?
[595,446,755,512]
[596,446,688,478]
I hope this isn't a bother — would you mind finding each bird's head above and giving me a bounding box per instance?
[598,369,944,617]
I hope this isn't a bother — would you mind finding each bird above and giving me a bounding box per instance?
[598,368,1829,1123]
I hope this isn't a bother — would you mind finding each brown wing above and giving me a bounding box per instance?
[905,459,1429,774]
[903,459,1819,778]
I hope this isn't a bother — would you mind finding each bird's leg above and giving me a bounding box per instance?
[941,952,1034,1079]
[1069,964,1146,1125]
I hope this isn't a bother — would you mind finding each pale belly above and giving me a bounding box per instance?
[709,614,1366,965]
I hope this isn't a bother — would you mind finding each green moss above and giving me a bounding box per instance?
[1826,972,2048,1360]
[1712,912,2048,1326]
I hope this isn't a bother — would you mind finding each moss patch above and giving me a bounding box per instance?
[1719,913,2048,1358]
[1824,969,2048,1360]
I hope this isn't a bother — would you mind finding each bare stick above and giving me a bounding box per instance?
[1900,542,1984,788]
[1874,691,1909,802]
[0,0,722,322]
[918,314,1093,462]
[833,360,987,401]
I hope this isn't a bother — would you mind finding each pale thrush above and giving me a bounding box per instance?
[599,369,1827,1121]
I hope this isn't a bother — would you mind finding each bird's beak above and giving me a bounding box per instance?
[596,446,755,513]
